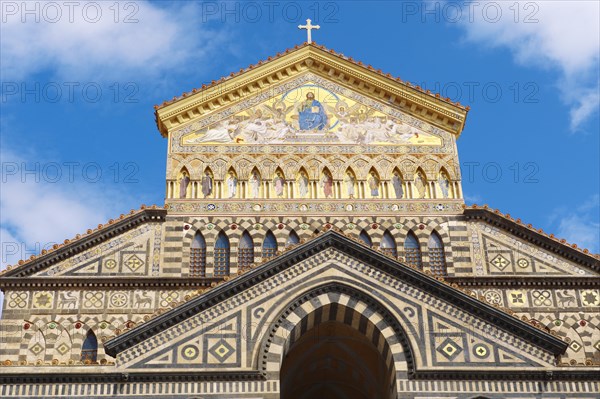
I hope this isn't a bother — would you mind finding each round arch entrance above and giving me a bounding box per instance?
[280,320,395,399]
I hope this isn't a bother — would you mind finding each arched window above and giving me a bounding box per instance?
[428,231,447,277]
[380,230,397,258]
[404,231,422,269]
[190,231,207,277]
[214,231,230,276]
[262,231,278,259]
[238,231,254,269]
[359,230,372,247]
[81,330,98,363]
[286,230,300,247]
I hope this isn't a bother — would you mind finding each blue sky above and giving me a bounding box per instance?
[1,0,599,276]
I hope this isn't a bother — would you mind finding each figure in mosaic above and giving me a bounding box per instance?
[392,171,403,199]
[298,92,328,130]
[201,171,213,198]
[273,172,285,197]
[297,171,309,198]
[227,172,238,198]
[249,171,261,199]
[439,171,450,198]
[179,172,190,199]
[368,172,380,198]
[415,171,427,199]
[344,171,355,199]
[321,171,333,198]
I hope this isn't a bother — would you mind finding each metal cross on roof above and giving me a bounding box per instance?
[298,19,320,44]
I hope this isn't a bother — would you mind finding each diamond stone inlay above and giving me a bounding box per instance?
[491,254,510,271]
[208,339,235,362]
[30,343,44,355]
[436,338,463,361]
[125,255,144,272]
[56,343,70,355]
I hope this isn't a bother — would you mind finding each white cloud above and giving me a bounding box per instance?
[0,1,225,81]
[0,148,137,271]
[549,195,600,254]
[463,192,482,204]
[454,1,600,131]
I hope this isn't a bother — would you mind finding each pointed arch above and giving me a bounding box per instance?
[81,330,98,363]
[367,167,381,198]
[296,166,310,199]
[286,230,300,247]
[404,231,422,269]
[380,230,398,258]
[413,167,428,199]
[214,231,230,276]
[320,166,334,199]
[190,231,207,277]
[391,167,404,199]
[343,167,357,199]
[178,167,191,199]
[226,167,238,199]
[359,229,373,247]
[272,167,287,198]
[238,230,255,268]
[262,230,278,260]
[54,328,72,362]
[201,167,214,199]
[428,230,447,277]
[259,283,414,398]
[249,167,262,199]
[26,329,46,363]
[437,167,453,199]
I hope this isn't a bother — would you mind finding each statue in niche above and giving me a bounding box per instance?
[321,171,333,198]
[297,171,309,198]
[273,172,285,198]
[392,171,403,199]
[298,92,328,130]
[227,171,238,198]
[201,171,213,198]
[368,172,380,198]
[439,171,450,198]
[344,171,355,199]
[249,171,261,199]
[179,172,190,199]
[414,171,427,199]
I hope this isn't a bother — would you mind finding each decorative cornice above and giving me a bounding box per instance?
[0,277,222,290]
[0,206,167,279]
[154,43,469,138]
[447,276,600,288]
[464,206,600,272]
[105,229,567,359]
[0,370,263,384]
[1,368,595,384]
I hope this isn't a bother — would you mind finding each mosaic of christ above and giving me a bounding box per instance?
[182,84,442,146]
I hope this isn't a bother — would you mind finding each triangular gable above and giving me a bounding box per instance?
[155,43,469,139]
[0,208,166,278]
[465,207,600,275]
[105,230,567,377]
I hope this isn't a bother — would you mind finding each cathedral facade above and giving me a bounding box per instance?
[0,43,598,398]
